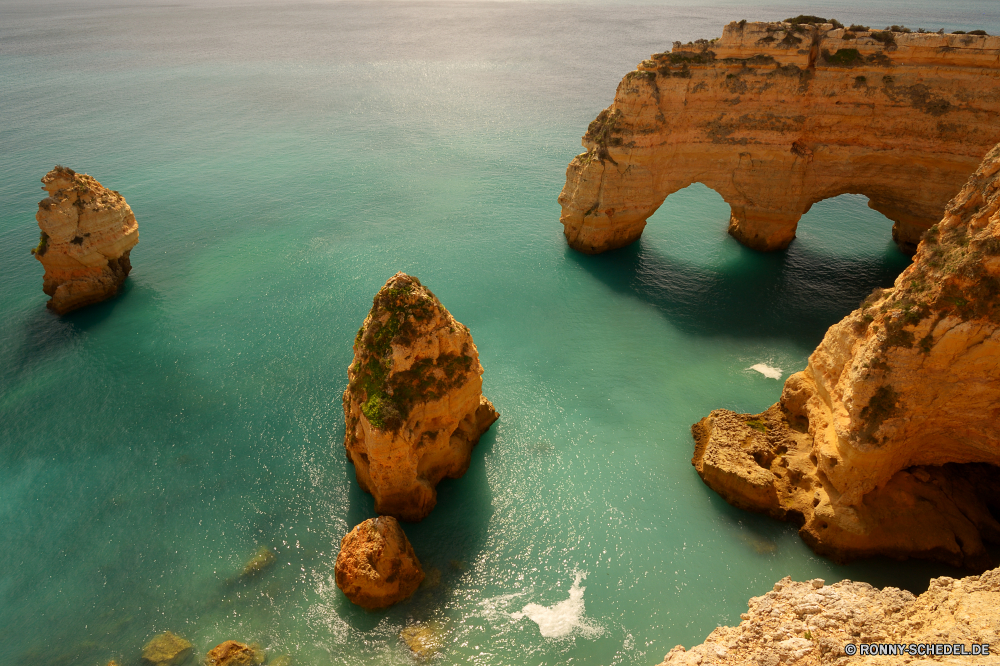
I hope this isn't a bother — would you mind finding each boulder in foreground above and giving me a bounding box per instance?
[335,516,424,609]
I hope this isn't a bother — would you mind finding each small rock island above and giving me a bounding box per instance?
[342,272,498,522]
[33,166,139,314]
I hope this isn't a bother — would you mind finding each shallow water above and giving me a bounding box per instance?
[1,1,998,665]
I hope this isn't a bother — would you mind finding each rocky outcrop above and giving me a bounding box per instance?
[559,21,1000,254]
[33,166,139,314]
[343,272,499,521]
[141,631,192,666]
[657,567,1000,665]
[692,143,1000,568]
[204,641,264,666]
[334,516,424,609]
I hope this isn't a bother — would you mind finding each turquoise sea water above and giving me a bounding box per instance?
[2,2,999,665]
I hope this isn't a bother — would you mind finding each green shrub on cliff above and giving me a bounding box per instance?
[30,231,48,256]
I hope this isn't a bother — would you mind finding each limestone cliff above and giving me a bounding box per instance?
[559,21,1000,254]
[335,516,424,609]
[343,272,499,522]
[657,567,1000,666]
[692,143,1000,569]
[32,166,139,314]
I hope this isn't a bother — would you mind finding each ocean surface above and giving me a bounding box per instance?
[2,1,998,665]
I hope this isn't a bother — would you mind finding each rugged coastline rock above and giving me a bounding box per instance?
[559,21,1000,255]
[334,516,424,609]
[693,143,1000,568]
[657,567,1000,666]
[343,272,498,521]
[33,166,139,314]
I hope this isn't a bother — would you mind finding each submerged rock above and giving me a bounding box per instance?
[400,621,447,660]
[657,567,1000,665]
[241,546,276,577]
[204,641,265,666]
[343,272,499,521]
[33,166,139,314]
[141,631,192,666]
[335,516,424,609]
[693,143,1000,568]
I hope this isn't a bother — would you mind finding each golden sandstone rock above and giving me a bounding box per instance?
[558,22,1000,255]
[204,641,265,666]
[33,166,138,314]
[657,567,1000,666]
[693,142,1000,569]
[141,631,192,666]
[343,272,499,522]
[334,516,424,609]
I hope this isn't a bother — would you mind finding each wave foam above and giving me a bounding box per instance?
[511,572,603,639]
[749,363,782,380]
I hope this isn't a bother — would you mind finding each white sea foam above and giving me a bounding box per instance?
[511,572,603,638]
[750,363,782,380]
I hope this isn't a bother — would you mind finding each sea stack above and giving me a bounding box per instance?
[558,21,1000,255]
[32,166,139,314]
[335,516,424,609]
[343,272,499,521]
[692,142,1000,569]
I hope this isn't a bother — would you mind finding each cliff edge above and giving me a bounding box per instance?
[692,142,1000,569]
[343,273,499,522]
[33,166,139,314]
[559,21,1000,254]
[657,567,1000,665]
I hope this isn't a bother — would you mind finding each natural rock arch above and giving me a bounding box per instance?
[558,21,1000,255]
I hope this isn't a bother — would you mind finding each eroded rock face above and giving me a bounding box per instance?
[33,166,139,314]
[657,567,1000,666]
[334,516,424,609]
[343,272,499,521]
[141,631,192,666]
[693,143,1000,568]
[559,21,1000,255]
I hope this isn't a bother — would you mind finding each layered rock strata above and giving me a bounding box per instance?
[335,516,424,609]
[33,166,139,314]
[343,272,499,521]
[559,21,1000,254]
[693,143,1000,568]
[657,567,1000,666]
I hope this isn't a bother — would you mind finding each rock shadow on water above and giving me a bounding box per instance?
[1,280,163,390]
[566,234,911,346]
[695,468,979,594]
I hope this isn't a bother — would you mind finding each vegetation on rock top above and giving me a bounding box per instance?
[348,275,474,432]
